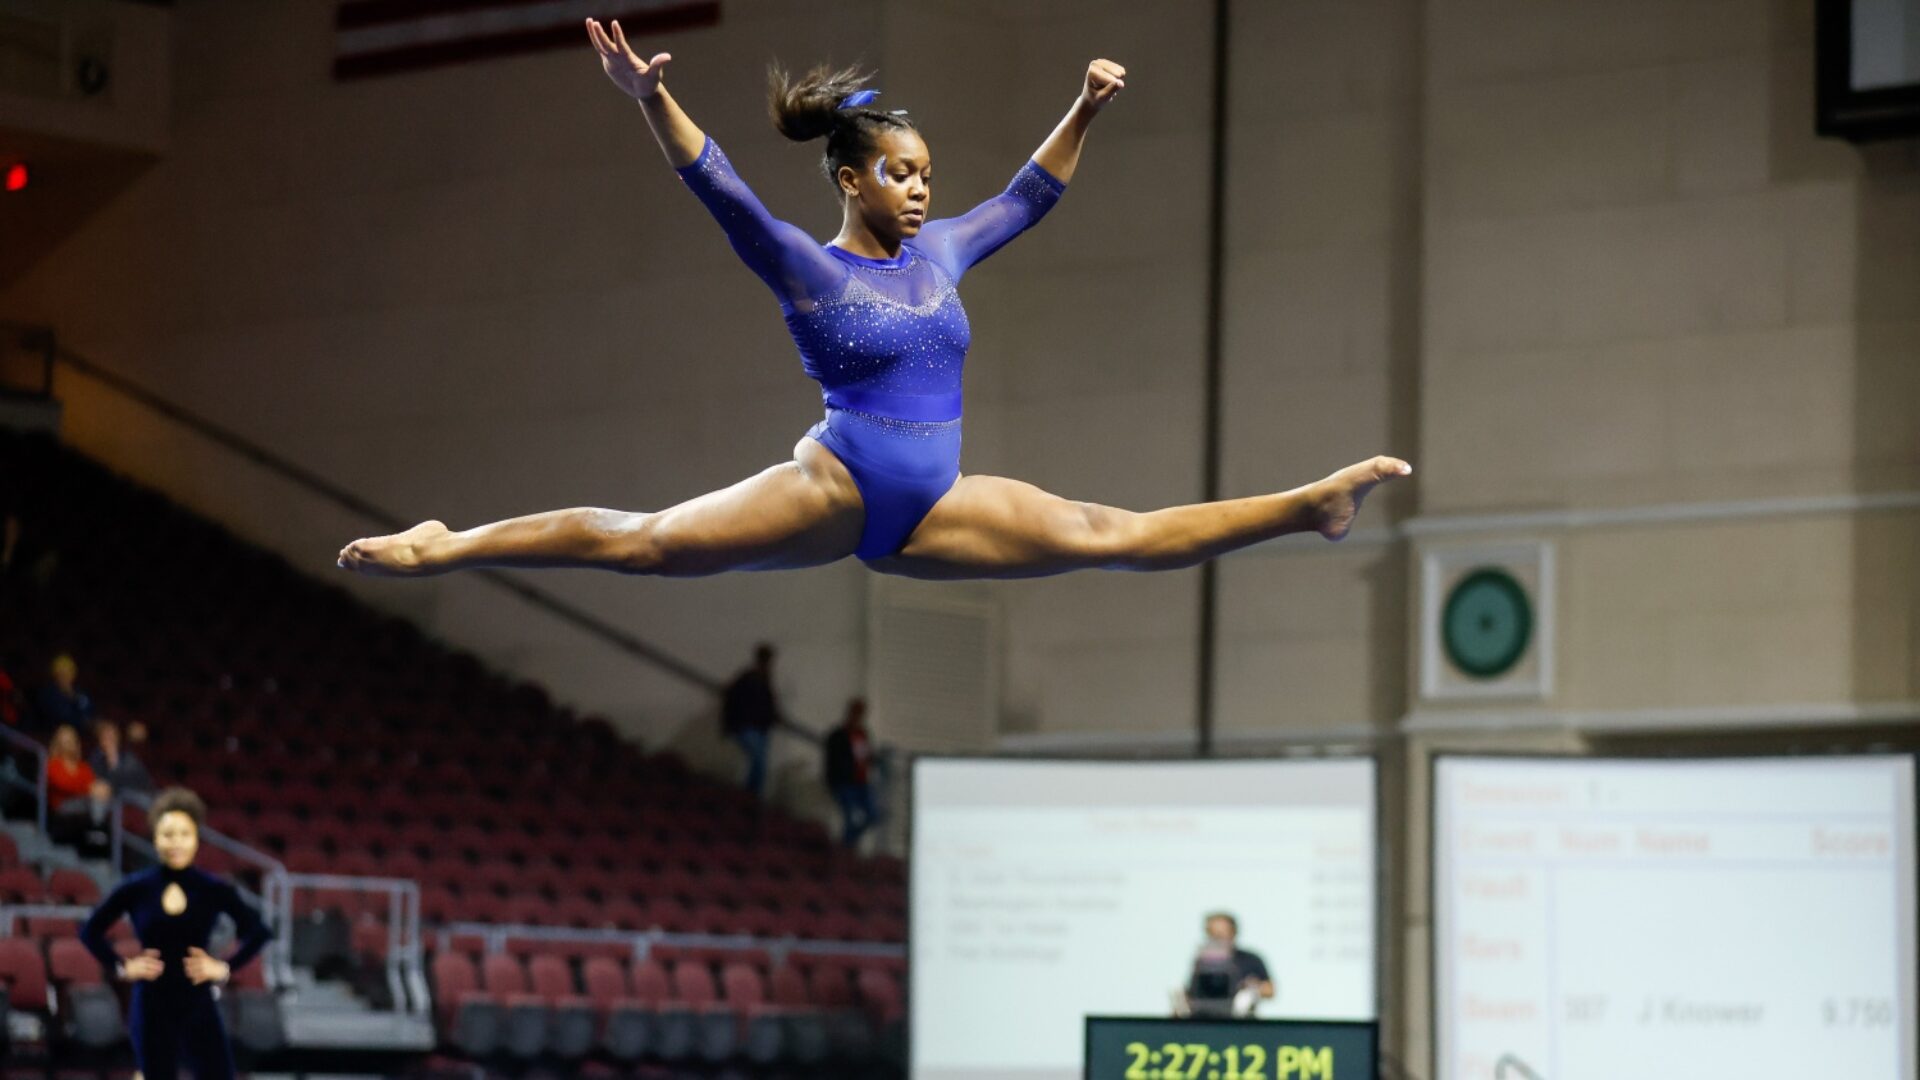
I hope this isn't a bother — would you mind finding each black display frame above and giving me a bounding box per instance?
[1082,1015,1382,1080]
[1816,0,1920,141]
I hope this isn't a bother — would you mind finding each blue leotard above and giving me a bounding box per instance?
[676,137,1065,560]
[79,865,274,1079]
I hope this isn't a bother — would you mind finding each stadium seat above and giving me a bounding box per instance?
[670,958,736,1062]
[0,867,45,903]
[482,952,548,1060]
[632,958,695,1062]
[582,955,649,1061]
[769,963,829,1064]
[722,960,790,1064]
[527,953,595,1059]
[430,951,500,1057]
[41,936,122,1051]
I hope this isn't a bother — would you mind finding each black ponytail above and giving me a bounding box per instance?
[767,61,919,193]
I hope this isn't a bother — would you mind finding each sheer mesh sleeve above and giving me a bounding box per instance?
[913,160,1066,282]
[676,137,847,309]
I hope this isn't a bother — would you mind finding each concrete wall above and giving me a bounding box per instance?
[1398,0,1920,1069]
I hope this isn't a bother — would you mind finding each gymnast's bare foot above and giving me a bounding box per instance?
[1312,456,1412,541]
[337,520,453,577]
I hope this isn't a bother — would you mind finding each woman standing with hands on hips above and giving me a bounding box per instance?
[79,787,273,1080]
[339,19,1409,581]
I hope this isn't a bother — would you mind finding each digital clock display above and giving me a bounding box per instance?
[1086,1017,1378,1080]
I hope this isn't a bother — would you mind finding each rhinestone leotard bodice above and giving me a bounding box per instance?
[677,137,1064,424]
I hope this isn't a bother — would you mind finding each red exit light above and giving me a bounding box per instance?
[3,163,26,192]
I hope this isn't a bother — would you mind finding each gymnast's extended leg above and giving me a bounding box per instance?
[337,438,865,577]
[867,455,1410,580]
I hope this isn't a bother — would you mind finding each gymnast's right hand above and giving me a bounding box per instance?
[120,949,164,981]
[586,18,672,100]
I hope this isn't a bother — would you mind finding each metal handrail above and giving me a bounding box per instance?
[436,921,906,969]
[282,872,427,1017]
[0,726,51,833]
[0,903,93,935]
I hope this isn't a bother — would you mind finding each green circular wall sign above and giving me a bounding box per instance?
[1442,567,1533,679]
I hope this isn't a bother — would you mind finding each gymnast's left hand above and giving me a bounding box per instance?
[184,947,231,985]
[586,17,672,100]
[1081,59,1126,111]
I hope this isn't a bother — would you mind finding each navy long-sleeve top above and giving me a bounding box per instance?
[79,865,273,986]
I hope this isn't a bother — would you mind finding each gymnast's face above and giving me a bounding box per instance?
[842,129,931,243]
[155,810,200,870]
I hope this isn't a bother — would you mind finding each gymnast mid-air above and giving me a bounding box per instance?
[337,18,1409,582]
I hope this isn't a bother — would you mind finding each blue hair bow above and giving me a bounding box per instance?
[837,89,881,109]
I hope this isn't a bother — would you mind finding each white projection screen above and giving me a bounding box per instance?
[910,757,1378,1080]
[1434,754,1919,1080]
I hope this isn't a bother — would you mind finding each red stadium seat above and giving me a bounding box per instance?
[496,894,546,926]
[769,963,811,1008]
[528,953,596,1059]
[0,936,49,1011]
[420,886,458,924]
[25,917,79,940]
[481,953,552,1060]
[47,939,103,988]
[669,958,719,1007]
[481,952,529,996]
[857,966,904,1023]
[194,845,241,878]
[551,896,608,929]
[805,963,857,1009]
[430,951,502,1057]
[0,867,46,903]
[47,869,101,906]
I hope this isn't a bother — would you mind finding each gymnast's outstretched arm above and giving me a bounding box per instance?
[1032,59,1126,183]
[915,59,1126,280]
[586,18,842,305]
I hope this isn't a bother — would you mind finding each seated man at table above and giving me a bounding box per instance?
[1179,910,1274,1018]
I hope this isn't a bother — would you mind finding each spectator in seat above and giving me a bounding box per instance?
[72,778,116,859]
[126,718,152,753]
[722,643,784,798]
[47,723,98,848]
[48,723,97,811]
[89,719,154,794]
[35,653,95,737]
[824,697,876,849]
